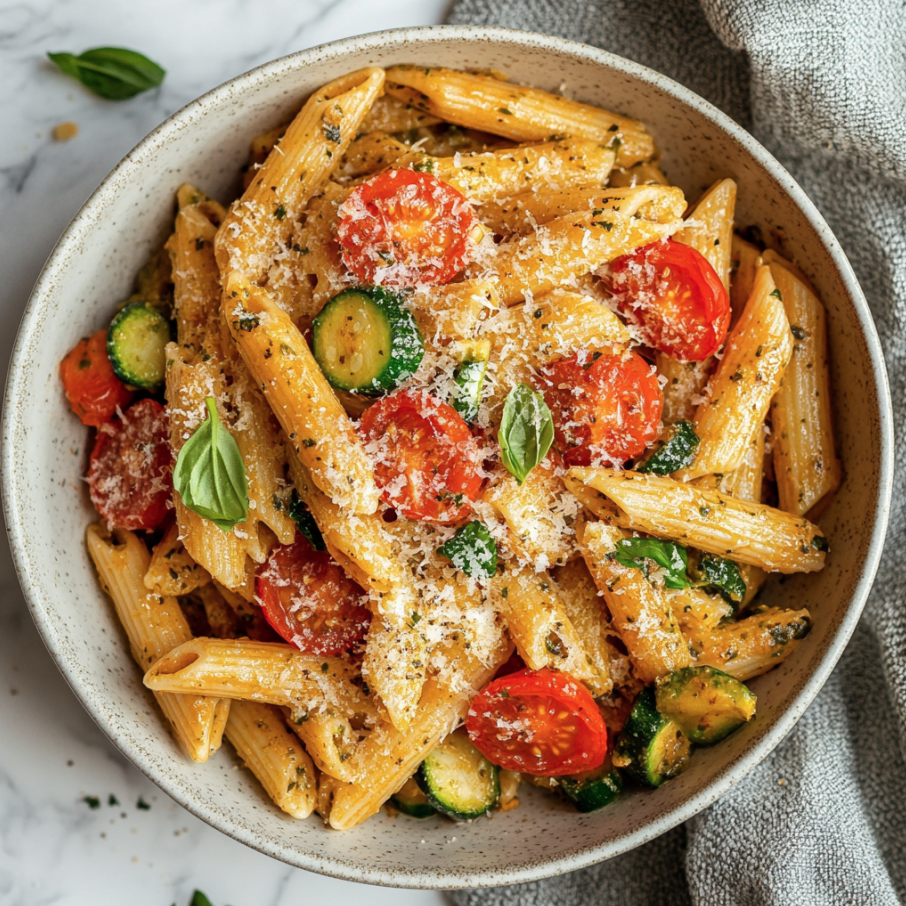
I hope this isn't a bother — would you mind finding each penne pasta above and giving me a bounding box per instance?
[289,711,363,783]
[339,131,410,180]
[730,234,763,325]
[384,66,655,167]
[607,160,669,187]
[566,468,828,573]
[530,288,631,357]
[360,93,442,133]
[144,520,211,597]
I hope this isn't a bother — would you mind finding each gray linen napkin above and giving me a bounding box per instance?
[446,1,906,903]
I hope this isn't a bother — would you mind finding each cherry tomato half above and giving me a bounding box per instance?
[256,536,371,656]
[610,238,730,362]
[466,668,609,776]
[336,169,478,287]
[359,390,483,523]
[60,329,134,427]
[538,350,662,467]
[88,398,173,531]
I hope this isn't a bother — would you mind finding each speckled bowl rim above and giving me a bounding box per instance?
[2,25,894,890]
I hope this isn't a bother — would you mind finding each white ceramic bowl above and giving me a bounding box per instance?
[1,25,893,889]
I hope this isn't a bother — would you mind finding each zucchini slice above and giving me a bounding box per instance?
[614,687,691,788]
[559,761,623,813]
[655,665,756,745]
[311,287,424,395]
[416,730,500,820]
[391,777,437,818]
[451,339,490,423]
[107,302,172,389]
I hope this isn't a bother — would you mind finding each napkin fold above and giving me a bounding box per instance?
[446,1,906,902]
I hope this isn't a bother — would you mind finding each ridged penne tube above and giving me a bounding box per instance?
[144,521,211,597]
[551,558,613,697]
[479,185,686,237]
[730,235,763,325]
[691,607,812,680]
[215,67,384,281]
[360,93,442,133]
[607,160,669,187]
[578,521,691,683]
[670,587,733,635]
[530,288,631,358]
[86,525,228,762]
[673,178,736,291]
[423,138,615,204]
[410,278,500,341]
[657,357,712,425]
[768,259,842,516]
[491,564,606,690]
[680,265,793,479]
[327,632,511,830]
[566,468,828,573]
[339,131,410,180]
[143,638,372,717]
[476,207,683,307]
[289,712,361,782]
[384,66,655,168]
[223,276,379,514]
[225,700,317,819]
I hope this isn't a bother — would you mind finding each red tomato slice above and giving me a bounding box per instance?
[538,350,662,467]
[60,329,134,427]
[610,238,730,362]
[256,536,371,656]
[336,169,478,287]
[359,390,483,523]
[88,398,173,531]
[466,668,609,776]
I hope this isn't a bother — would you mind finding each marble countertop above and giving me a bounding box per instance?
[0,1,456,903]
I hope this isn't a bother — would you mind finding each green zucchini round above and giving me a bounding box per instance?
[311,287,424,395]
[391,777,437,818]
[107,301,172,389]
[559,763,623,813]
[416,730,500,820]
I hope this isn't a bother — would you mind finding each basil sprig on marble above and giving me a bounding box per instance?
[173,397,248,532]
[47,47,165,100]
[499,383,554,484]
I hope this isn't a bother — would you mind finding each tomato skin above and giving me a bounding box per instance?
[538,351,662,467]
[255,537,371,656]
[337,169,478,287]
[359,390,483,523]
[466,668,609,776]
[87,398,173,531]
[610,239,730,362]
[60,329,134,427]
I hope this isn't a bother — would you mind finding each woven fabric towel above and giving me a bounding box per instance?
[446,1,906,903]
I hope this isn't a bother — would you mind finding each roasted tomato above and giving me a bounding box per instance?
[466,668,609,776]
[609,238,730,362]
[538,350,662,467]
[256,536,371,656]
[336,169,479,287]
[359,389,483,523]
[59,329,133,427]
[87,398,173,531]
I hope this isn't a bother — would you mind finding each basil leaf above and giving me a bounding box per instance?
[438,521,498,579]
[693,554,747,609]
[637,421,700,474]
[190,893,214,906]
[173,397,248,532]
[499,383,554,484]
[612,538,690,589]
[288,490,326,551]
[47,47,165,100]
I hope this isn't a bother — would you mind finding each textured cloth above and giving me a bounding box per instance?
[445,1,906,904]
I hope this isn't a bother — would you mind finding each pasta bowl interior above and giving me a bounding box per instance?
[2,26,892,888]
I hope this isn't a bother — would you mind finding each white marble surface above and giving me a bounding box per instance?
[0,2,456,904]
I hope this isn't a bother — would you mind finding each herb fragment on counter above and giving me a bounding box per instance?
[137,796,151,810]
[189,892,214,906]
[47,47,165,100]
[83,795,100,809]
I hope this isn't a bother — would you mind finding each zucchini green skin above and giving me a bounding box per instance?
[416,731,500,820]
[559,764,623,813]
[637,421,699,474]
[391,777,437,818]
[614,687,691,788]
[452,344,490,423]
[311,287,424,395]
[107,302,172,389]
[655,666,756,745]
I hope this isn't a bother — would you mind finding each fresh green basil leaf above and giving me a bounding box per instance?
[612,538,690,589]
[288,490,326,551]
[693,554,747,609]
[637,421,700,474]
[438,521,498,579]
[189,893,214,906]
[47,47,165,100]
[173,397,248,532]
[499,383,554,484]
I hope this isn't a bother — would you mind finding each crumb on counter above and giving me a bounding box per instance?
[53,121,79,142]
